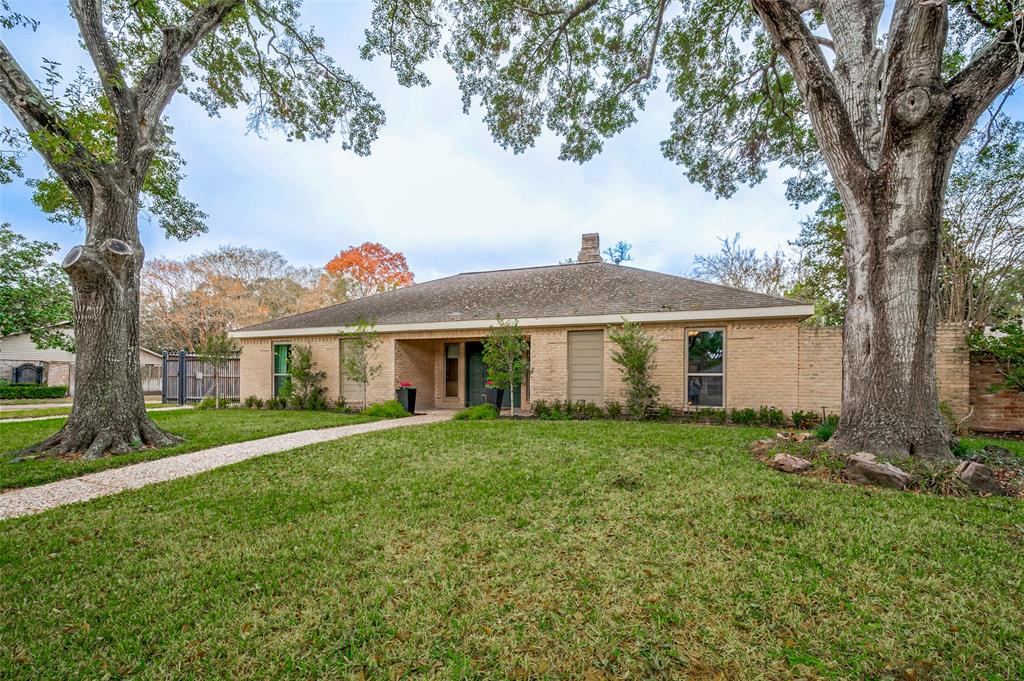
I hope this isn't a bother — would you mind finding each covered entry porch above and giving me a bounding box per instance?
[392,337,527,411]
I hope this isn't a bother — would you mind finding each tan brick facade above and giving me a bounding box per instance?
[237,320,1015,430]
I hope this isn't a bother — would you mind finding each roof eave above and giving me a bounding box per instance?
[228,304,815,339]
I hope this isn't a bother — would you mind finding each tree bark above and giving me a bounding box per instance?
[36,186,180,459]
[831,135,955,461]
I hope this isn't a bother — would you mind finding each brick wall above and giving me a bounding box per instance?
[970,358,1024,432]
[394,339,436,409]
[792,323,971,420]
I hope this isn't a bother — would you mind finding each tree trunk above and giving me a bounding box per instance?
[831,139,955,461]
[36,190,181,459]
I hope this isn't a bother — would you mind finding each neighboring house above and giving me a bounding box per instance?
[230,233,973,418]
[0,324,164,395]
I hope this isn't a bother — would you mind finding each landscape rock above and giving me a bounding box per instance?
[954,461,1005,496]
[770,453,812,474]
[844,452,913,490]
[775,432,793,440]
[794,432,814,443]
[749,439,774,456]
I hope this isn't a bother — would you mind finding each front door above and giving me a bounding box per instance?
[464,341,521,408]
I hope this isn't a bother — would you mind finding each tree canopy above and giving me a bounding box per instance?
[0,223,74,350]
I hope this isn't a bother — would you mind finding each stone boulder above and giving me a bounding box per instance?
[770,453,812,474]
[955,461,1005,496]
[749,439,774,456]
[844,452,913,490]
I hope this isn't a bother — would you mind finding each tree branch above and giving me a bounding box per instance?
[750,0,870,182]
[135,0,243,153]
[0,38,102,208]
[69,0,135,130]
[945,9,1024,143]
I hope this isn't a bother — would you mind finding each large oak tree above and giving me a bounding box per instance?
[1,0,382,457]
[363,0,1024,460]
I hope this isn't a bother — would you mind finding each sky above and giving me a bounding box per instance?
[2,1,1022,284]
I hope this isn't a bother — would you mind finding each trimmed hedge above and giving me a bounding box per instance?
[0,384,69,399]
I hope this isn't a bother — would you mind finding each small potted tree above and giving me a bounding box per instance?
[482,316,531,417]
[395,380,417,414]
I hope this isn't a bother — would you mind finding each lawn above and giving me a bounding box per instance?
[1,421,1021,679]
[0,402,181,421]
[0,409,374,490]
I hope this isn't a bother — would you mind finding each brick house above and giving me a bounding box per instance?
[231,233,987,422]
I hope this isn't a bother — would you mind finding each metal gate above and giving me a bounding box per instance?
[162,351,241,404]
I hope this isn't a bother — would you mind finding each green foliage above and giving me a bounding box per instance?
[362,400,411,419]
[532,399,605,421]
[730,408,758,426]
[196,396,231,410]
[0,224,73,350]
[243,395,264,409]
[790,410,821,430]
[264,396,287,410]
[341,319,382,409]
[758,406,786,427]
[286,344,327,409]
[0,384,68,399]
[608,320,660,419]
[604,401,623,420]
[453,404,500,421]
[815,414,840,442]
[482,316,530,415]
[967,323,1024,393]
[657,404,672,421]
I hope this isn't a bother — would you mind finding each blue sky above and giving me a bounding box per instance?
[2,1,1022,283]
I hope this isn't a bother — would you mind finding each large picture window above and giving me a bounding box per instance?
[686,329,724,407]
[444,343,459,398]
[273,343,292,396]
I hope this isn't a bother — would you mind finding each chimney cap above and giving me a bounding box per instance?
[577,232,601,263]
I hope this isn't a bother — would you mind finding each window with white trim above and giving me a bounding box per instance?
[686,329,724,407]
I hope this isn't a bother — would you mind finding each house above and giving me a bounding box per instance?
[0,325,164,395]
[230,233,971,417]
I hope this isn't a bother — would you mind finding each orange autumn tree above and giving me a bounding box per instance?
[325,243,414,298]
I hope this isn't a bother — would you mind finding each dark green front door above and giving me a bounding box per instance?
[464,341,521,408]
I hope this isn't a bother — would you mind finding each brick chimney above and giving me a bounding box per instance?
[577,233,601,263]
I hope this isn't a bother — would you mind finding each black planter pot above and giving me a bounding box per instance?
[395,387,417,414]
[484,387,504,409]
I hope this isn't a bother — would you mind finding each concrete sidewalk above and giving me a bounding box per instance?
[0,412,451,520]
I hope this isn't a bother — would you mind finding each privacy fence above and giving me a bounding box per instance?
[162,351,241,404]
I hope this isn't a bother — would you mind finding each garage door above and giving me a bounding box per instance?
[339,340,364,406]
[568,330,604,404]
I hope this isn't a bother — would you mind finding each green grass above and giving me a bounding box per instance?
[0,402,181,421]
[0,409,374,490]
[962,435,1024,458]
[1,421,1021,679]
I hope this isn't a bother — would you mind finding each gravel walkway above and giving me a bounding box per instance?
[0,412,451,520]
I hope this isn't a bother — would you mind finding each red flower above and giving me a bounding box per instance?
[398,381,413,388]
[485,379,494,387]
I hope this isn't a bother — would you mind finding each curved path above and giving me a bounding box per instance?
[0,412,451,521]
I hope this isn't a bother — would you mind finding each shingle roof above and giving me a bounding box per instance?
[238,262,807,332]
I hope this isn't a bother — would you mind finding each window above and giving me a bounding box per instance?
[687,329,724,407]
[444,343,459,398]
[273,343,291,396]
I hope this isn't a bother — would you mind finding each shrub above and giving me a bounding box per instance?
[243,395,263,409]
[758,405,786,427]
[815,414,840,441]
[657,404,672,421]
[691,407,727,425]
[790,410,820,429]
[363,400,411,419]
[265,396,285,410]
[288,345,327,409]
[608,320,660,419]
[453,404,500,420]
[604,401,623,419]
[0,384,68,399]
[196,396,231,410]
[730,408,758,426]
